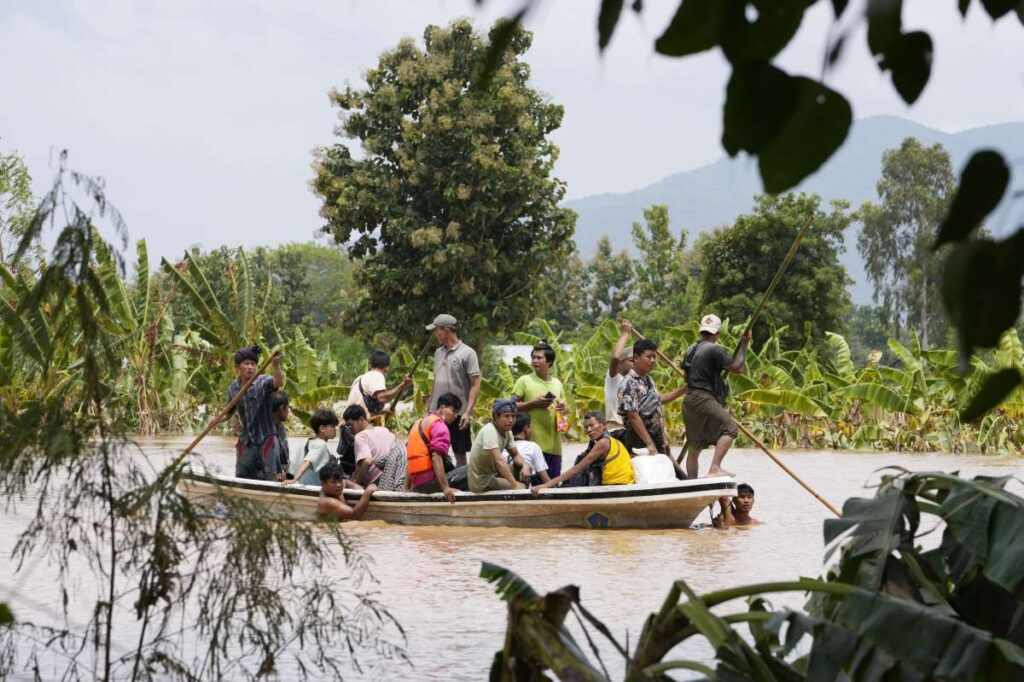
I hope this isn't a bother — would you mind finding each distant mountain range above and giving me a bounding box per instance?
[564,115,1024,303]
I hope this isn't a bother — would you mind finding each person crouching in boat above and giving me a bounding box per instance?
[343,404,407,491]
[318,461,376,521]
[227,345,286,480]
[468,399,532,493]
[712,483,761,527]
[405,392,463,503]
[532,412,634,493]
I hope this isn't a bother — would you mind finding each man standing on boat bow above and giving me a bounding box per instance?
[681,314,750,478]
[226,345,285,480]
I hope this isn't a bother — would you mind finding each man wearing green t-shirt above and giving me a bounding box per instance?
[468,400,532,493]
[511,341,567,477]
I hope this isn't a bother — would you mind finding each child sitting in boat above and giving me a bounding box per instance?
[286,408,348,487]
[503,414,550,486]
[531,412,634,493]
[317,461,375,521]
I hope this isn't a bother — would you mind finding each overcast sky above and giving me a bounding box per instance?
[2,0,1022,265]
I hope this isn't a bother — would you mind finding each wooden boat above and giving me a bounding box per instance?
[179,467,736,529]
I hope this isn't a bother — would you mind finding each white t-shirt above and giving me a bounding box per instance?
[605,373,625,428]
[347,369,387,413]
[504,439,548,474]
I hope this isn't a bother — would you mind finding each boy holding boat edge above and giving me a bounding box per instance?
[317,461,376,521]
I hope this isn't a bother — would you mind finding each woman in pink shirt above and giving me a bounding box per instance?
[342,405,407,491]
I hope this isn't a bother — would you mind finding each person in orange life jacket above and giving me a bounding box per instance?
[318,461,377,521]
[225,345,285,480]
[405,392,462,503]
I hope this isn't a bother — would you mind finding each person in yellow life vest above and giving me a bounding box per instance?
[531,412,634,493]
[404,392,462,504]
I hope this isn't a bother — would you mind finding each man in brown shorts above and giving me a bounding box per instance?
[681,314,750,478]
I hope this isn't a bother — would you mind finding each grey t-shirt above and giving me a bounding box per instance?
[428,341,480,410]
[683,341,733,403]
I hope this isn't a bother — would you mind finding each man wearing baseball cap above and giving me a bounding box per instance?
[680,314,750,478]
[426,314,481,467]
[468,399,532,493]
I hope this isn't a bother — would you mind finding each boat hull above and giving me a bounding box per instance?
[179,469,736,530]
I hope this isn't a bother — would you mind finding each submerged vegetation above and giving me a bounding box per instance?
[484,470,1024,680]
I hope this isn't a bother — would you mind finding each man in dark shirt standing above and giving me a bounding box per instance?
[681,315,750,478]
[226,345,285,480]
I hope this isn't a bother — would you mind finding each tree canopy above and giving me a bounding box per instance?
[487,0,1024,413]
[698,193,852,348]
[857,137,954,348]
[314,18,576,346]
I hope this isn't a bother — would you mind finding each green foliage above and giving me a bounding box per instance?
[857,137,956,347]
[698,193,852,348]
[313,18,576,345]
[480,0,1024,418]
[0,148,35,266]
[0,157,404,679]
[484,471,1024,680]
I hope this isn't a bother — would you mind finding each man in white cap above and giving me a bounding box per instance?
[426,314,481,467]
[680,314,750,478]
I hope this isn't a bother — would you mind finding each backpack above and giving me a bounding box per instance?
[359,378,386,415]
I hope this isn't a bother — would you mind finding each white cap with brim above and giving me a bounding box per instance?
[699,314,722,335]
[426,313,458,331]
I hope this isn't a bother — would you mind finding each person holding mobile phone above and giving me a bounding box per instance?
[511,340,566,477]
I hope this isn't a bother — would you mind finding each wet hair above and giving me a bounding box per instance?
[271,391,290,413]
[737,483,755,496]
[310,408,340,434]
[583,411,606,423]
[342,404,368,423]
[513,413,531,436]
[369,350,390,369]
[532,340,556,366]
[319,460,346,483]
[435,392,463,411]
[632,339,658,358]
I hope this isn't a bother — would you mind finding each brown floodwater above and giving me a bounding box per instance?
[1,435,1020,680]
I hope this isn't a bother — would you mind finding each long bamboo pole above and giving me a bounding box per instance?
[737,213,815,345]
[631,327,840,517]
[171,349,280,470]
[388,334,435,415]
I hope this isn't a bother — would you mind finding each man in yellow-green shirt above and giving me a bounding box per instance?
[511,341,566,477]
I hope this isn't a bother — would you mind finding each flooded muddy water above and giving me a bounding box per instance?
[1,435,1019,679]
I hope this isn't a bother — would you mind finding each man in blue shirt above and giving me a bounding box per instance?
[226,345,285,480]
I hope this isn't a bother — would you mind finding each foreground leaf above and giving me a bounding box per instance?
[960,368,1023,422]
